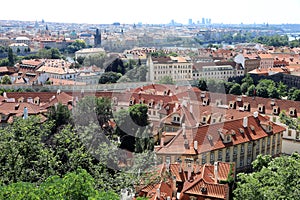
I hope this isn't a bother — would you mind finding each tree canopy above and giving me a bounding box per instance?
[158,76,175,85]
[0,169,119,200]
[234,153,300,200]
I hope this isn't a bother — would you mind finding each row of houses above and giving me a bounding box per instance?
[0,83,298,199]
[0,58,104,85]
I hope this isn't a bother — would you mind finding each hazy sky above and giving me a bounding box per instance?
[1,0,300,24]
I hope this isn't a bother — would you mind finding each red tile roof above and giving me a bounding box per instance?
[157,114,285,155]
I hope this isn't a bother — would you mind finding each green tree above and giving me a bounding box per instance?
[0,169,119,200]
[115,104,153,153]
[158,75,175,85]
[234,153,300,200]
[197,78,208,91]
[83,52,106,68]
[224,81,234,94]
[229,83,242,95]
[290,89,300,101]
[240,82,249,94]
[246,84,256,96]
[241,74,254,85]
[7,47,14,66]
[47,103,71,131]
[256,79,277,98]
[1,75,12,84]
[277,81,288,98]
[0,116,56,184]
[66,39,87,54]
[207,79,225,93]
[72,96,112,128]
[99,72,121,84]
[76,56,85,65]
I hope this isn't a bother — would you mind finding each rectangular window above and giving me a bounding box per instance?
[225,148,230,162]
[288,130,292,137]
[202,153,206,164]
[218,150,222,161]
[247,157,251,165]
[241,144,244,154]
[240,159,244,167]
[210,152,215,164]
[248,143,252,155]
[256,141,260,155]
[233,146,237,155]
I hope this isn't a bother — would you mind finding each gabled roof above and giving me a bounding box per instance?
[4,92,57,103]
[157,114,285,156]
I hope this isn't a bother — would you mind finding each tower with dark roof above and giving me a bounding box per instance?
[94,29,101,47]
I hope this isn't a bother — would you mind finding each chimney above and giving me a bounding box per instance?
[156,188,160,199]
[23,107,28,119]
[194,140,198,151]
[15,104,20,110]
[160,135,165,147]
[214,162,218,183]
[243,116,248,128]
[187,163,192,181]
[171,176,177,198]
[182,123,186,136]
[253,111,258,118]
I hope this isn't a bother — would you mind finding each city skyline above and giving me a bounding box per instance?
[1,0,300,25]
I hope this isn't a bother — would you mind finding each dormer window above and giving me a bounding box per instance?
[216,99,222,106]
[238,128,244,134]
[243,102,250,111]
[18,97,24,103]
[129,99,134,105]
[273,106,279,115]
[212,118,216,124]
[202,116,207,124]
[289,108,296,117]
[156,103,161,109]
[229,101,236,109]
[148,101,153,108]
[202,98,209,106]
[236,96,242,102]
[200,91,206,98]
[258,104,265,113]
[112,97,118,106]
[139,100,143,104]
[218,128,231,143]
[34,97,40,105]
[172,114,181,123]
[261,121,273,133]
[225,135,232,143]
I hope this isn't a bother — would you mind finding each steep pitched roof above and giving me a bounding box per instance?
[157,114,285,156]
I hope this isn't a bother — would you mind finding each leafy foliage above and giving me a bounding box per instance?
[99,72,122,84]
[1,75,12,84]
[158,76,175,85]
[0,169,119,200]
[279,110,300,130]
[66,39,87,54]
[234,153,300,200]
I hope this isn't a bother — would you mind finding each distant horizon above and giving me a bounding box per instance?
[1,0,300,25]
[1,18,300,26]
